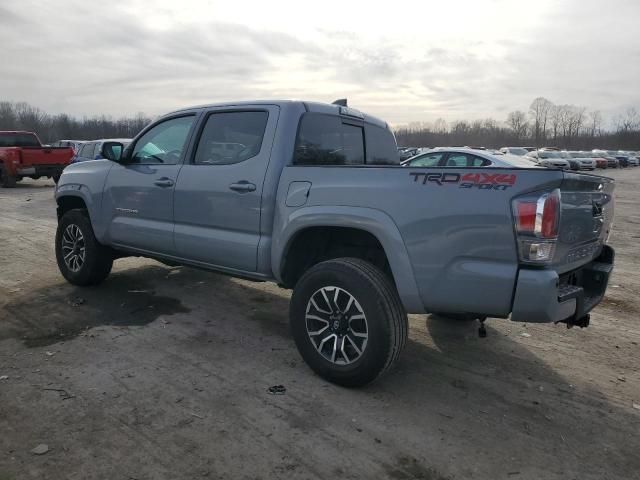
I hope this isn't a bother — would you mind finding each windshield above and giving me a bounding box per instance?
[0,133,40,147]
[539,151,562,159]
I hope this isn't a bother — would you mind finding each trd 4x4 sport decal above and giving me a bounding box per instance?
[409,172,517,190]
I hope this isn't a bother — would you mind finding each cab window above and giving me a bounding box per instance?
[131,116,196,165]
[193,111,268,165]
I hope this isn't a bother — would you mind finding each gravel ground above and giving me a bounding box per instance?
[1,170,639,480]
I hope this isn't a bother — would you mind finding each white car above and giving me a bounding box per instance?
[567,151,597,170]
[499,147,530,156]
[401,148,539,168]
[525,150,570,169]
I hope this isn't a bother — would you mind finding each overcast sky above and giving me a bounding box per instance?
[1,0,639,125]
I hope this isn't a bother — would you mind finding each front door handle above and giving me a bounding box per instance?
[154,177,174,188]
[229,181,256,193]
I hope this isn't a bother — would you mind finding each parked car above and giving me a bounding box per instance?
[567,151,597,170]
[592,150,620,168]
[526,150,570,169]
[487,149,505,156]
[586,153,608,169]
[51,140,86,153]
[604,150,629,167]
[617,151,640,166]
[613,155,630,168]
[55,100,615,386]
[499,147,530,156]
[398,147,421,161]
[558,151,580,171]
[72,138,132,164]
[0,131,74,187]
[401,148,537,168]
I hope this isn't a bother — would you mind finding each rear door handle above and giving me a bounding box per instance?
[229,181,256,193]
[154,177,174,188]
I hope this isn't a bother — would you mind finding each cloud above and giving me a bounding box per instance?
[0,0,639,126]
[0,0,313,116]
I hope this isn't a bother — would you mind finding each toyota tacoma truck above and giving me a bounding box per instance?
[53,100,615,386]
[0,131,74,187]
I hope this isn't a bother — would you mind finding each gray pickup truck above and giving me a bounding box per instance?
[54,100,615,386]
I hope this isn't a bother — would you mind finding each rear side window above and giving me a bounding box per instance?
[444,153,491,167]
[445,153,469,166]
[365,124,399,165]
[471,155,491,166]
[294,114,364,165]
[194,111,268,165]
[79,143,95,158]
[408,152,444,167]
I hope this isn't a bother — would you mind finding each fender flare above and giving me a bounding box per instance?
[55,185,106,240]
[272,205,424,313]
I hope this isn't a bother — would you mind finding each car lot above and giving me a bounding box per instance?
[1,171,639,479]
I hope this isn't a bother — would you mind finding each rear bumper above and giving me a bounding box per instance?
[16,164,65,177]
[510,245,614,324]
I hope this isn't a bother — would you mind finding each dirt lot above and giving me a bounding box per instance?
[1,169,639,480]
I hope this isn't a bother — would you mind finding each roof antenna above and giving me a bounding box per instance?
[332,99,348,106]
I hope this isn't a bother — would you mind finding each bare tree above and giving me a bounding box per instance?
[0,101,151,142]
[588,110,603,137]
[506,110,529,140]
[529,97,553,146]
[433,118,448,134]
[614,107,640,133]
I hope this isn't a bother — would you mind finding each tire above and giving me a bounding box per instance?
[55,209,113,286]
[290,257,407,387]
[1,169,17,188]
[52,173,61,184]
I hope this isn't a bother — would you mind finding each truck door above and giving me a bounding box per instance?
[102,114,197,255]
[173,106,279,272]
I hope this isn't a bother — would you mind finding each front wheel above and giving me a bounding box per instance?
[1,171,16,188]
[55,209,113,286]
[290,258,407,387]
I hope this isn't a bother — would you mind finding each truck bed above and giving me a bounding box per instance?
[274,165,614,318]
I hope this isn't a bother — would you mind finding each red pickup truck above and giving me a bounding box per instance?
[0,131,74,188]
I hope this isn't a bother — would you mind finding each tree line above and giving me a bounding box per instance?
[0,101,151,143]
[1,98,639,151]
[395,97,640,151]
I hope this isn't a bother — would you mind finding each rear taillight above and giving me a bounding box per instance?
[541,191,559,238]
[512,189,561,264]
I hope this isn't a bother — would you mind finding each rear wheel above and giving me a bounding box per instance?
[290,258,407,387]
[55,209,113,286]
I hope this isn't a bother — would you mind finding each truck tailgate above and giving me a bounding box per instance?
[19,147,74,166]
[554,172,615,273]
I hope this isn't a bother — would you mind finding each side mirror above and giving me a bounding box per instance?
[102,142,125,162]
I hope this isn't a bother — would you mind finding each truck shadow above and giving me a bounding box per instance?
[2,263,638,476]
[0,265,192,347]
